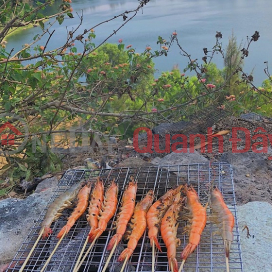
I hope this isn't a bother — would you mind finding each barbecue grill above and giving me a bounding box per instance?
[7,162,243,272]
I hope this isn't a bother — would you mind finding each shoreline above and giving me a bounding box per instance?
[4,24,35,41]
[4,19,48,41]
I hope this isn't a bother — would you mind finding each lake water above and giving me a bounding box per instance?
[6,0,272,86]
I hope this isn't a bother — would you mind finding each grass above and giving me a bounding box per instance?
[4,23,37,41]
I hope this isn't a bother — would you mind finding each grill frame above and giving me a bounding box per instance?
[6,162,243,272]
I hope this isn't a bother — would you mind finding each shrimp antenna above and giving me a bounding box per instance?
[40,231,67,272]
[19,227,44,272]
[101,240,118,272]
[73,233,99,272]
[120,255,129,272]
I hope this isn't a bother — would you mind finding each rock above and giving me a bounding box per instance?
[240,112,266,122]
[14,174,54,194]
[0,176,58,265]
[151,149,208,181]
[220,152,272,204]
[109,136,118,144]
[100,156,112,169]
[141,153,152,160]
[151,157,162,165]
[72,165,87,170]
[237,201,272,272]
[35,176,58,193]
[138,132,148,142]
[152,120,190,137]
[116,157,153,168]
[151,149,208,166]
[84,158,100,169]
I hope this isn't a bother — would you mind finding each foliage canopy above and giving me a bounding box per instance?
[0,0,272,194]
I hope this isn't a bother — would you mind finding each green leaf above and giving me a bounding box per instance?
[35,61,43,68]
[0,165,11,176]
[57,15,64,25]
[67,12,74,18]
[12,72,22,81]
[33,72,42,81]
[25,169,31,180]
[17,162,27,172]
[0,187,12,197]
[28,77,38,88]
[21,50,31,58]
[49,161,56,172]
[118,44,124,51]
[71,47,77,53]
[38,20,44,30]
[88,33,96,39]
[33,34,39,41]
[24,3,30,11]
[4,101,11,111]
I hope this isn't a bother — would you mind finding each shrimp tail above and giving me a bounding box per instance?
[150,237,162,252]
[169,257,179,272]
[118,248,133,262]
[56,225,70,238]
[42,226,52,239]
[107,234,122,250]
[181,243,197,260]
[224,240,231,258]
[88,228,95,240]
[88,228,102,242]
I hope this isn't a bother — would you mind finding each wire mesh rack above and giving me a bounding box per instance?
[6,162,243,272]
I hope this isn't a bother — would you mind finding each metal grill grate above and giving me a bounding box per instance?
[7,162,243,272]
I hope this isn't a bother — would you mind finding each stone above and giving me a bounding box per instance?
[151,149,208,182]
[0,176,58,266]
[152,120,190,137]
[109,136,118,144]
[116,157,153,168]
[151,149,208,166]
[237,201,272,272]
[84,158,100,169]
[35,176,58,193]
[240,112,266,122]
[219,152,272,203]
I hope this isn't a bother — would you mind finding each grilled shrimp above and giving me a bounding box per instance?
[161,192,182,272]
[210,187,234,258]
[87,177,104,237]
[88,179,118,242]
[147,185,183,251]
[57,182,92,238]
[41,182,82,239]
[181,185,207,260]
[118,190,154,262]
[107,178,137,251]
